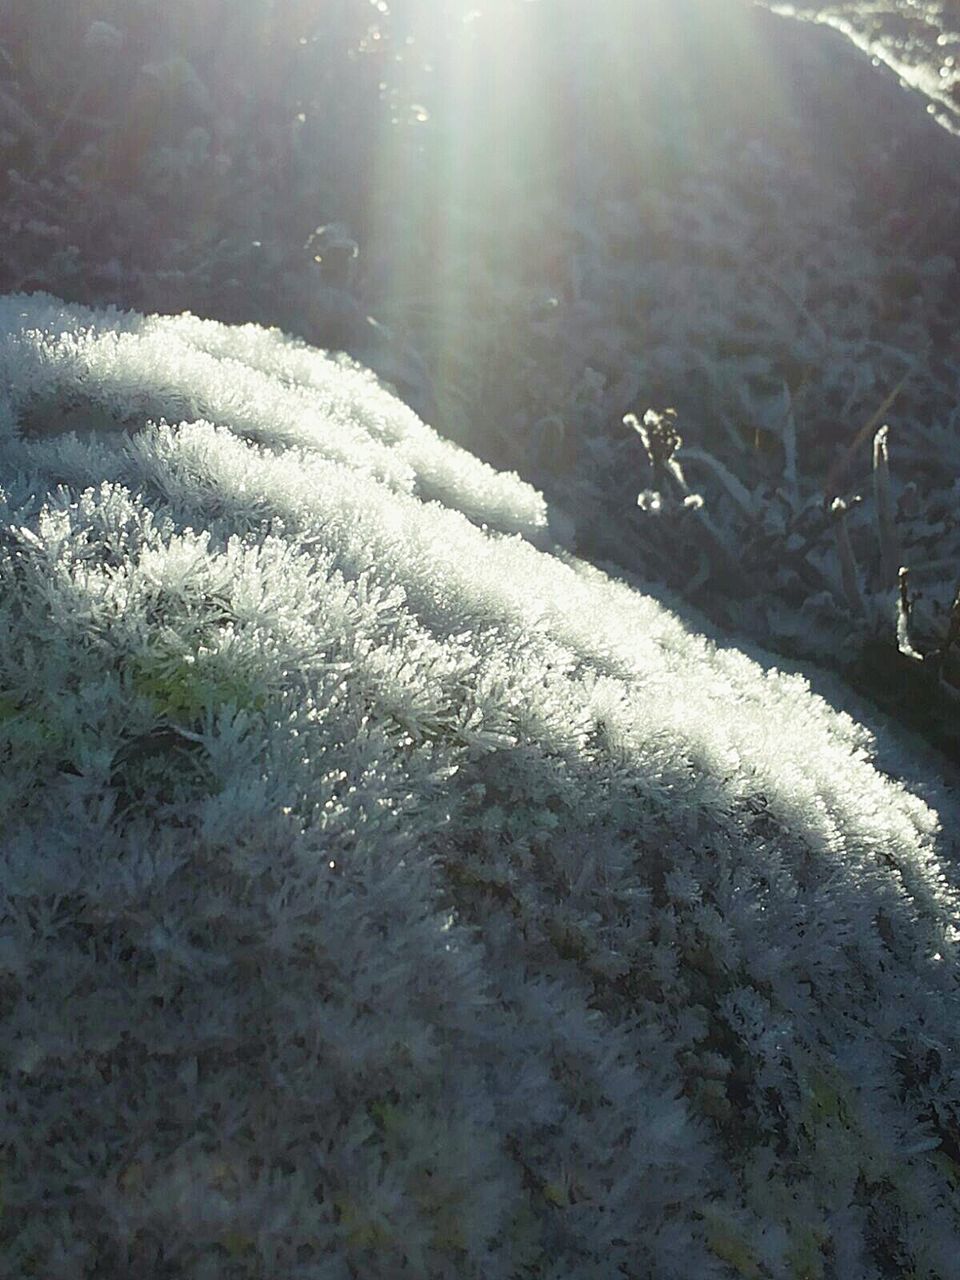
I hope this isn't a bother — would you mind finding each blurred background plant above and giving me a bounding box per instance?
[2,0,959,764]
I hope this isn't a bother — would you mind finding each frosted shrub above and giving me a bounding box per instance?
[1,293,959,1279]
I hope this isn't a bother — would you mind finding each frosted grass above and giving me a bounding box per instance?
[1,293,958,1279]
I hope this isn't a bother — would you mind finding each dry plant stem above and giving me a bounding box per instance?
[651,410,750,593]
[872,425,900,589]
[897,567,923,662]
[824,375,909,503]
[832,498,865,617]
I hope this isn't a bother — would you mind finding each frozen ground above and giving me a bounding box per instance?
[2,292,960,1278]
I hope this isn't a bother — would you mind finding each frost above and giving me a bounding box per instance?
[1,293,958,1279]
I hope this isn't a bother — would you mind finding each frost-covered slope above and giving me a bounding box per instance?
[1,294,958,1280]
